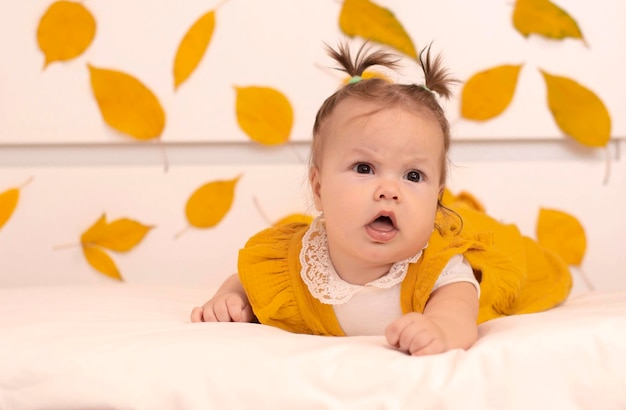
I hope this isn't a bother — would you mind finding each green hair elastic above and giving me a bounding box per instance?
[348,75,362,84]
[420,84,433,94]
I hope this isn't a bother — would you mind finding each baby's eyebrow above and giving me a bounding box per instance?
[346,145,438,165]
[403,156,440,173]
[349,145,377,156]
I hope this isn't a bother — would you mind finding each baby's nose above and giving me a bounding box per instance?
[375,182,400,201]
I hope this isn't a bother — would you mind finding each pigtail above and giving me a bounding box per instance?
[326,41,401,78]
[313,40,457,184]
[419,44,458,100]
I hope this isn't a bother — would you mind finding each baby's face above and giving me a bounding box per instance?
[310,99,444,284]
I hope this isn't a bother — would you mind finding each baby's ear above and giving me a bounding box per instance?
[438,186,446,201]
[309,167,323,211]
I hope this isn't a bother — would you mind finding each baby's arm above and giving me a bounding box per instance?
[385,282,478,356]
[190,273,254,323]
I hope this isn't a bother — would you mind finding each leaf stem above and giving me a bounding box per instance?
[214,0,231,12]
[252,196,273,226]
[174,225,190,239]
[19,176,34,189]
[577,267,595,292]
[53,242,81,251]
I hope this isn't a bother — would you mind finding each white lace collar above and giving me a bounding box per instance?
[299,216,423,305]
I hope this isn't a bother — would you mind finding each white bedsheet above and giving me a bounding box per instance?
[0,285,625,410]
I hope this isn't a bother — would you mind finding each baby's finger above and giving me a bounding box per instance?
[410,338,444,356]
[385,312,420,347]
[202,305,220,322]
[225,295,248,322]
[239,304,254,322]
[213,300,234,322]
[385,328,400,348]
[405,331,435,355]
[190,306,204,322]
[398,322,426,351]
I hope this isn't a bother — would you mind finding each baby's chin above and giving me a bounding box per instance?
[357,247,422,266]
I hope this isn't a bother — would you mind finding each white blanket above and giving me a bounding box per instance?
[1,285,625,409]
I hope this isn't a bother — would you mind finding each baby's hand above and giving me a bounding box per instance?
[190,293,253,323]
[385,312,447,356]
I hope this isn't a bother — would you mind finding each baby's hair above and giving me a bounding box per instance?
[325,41,401,81]
[310,41,462,229]
[311,41,458,182]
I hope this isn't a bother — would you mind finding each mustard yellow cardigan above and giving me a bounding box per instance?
[238,192,572,336]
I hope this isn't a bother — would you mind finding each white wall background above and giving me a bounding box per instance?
[1,0,624,291]
[2,0,625,144]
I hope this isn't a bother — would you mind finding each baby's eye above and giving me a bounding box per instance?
[405,170,423,182]
[353,163,372,174]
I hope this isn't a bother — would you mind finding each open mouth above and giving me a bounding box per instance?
[369,214,396,232]
[365,212,398,242]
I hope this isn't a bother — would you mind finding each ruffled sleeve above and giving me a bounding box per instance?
[441,190,572,324]
[401,226,523,319]
[238,222,344,336]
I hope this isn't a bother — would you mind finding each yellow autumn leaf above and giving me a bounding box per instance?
[235,86,293,145]
[540,70,611,147]
[512,0,586,45]
[461,65,522,121]
[273,213,314,226]
[536,208,586,266]
[37,0,96,68]
[81,214,153,252]
[0,188,19,230]
[88,65,166,141]
[186,176,241,228]
[97,218,152,251]
[81,213,108,244]
[173,10,216,90]
[339,0,417,60]
[82,244,122,281]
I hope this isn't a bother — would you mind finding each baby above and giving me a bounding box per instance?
[191,41,573,356]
